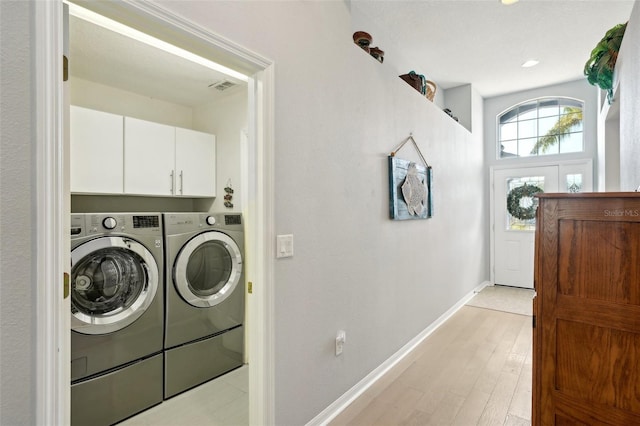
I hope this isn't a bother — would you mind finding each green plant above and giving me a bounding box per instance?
[584,22,627,103]
[530,106,583,154]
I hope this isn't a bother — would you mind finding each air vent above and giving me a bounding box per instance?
[209,80,237,91]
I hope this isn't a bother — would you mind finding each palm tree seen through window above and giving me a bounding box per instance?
[498,98,584,158]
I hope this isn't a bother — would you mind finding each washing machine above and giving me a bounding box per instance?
[163,212,245,399]
[70,213,164,425]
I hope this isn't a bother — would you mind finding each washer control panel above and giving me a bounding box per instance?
[70,214,162,236]
[70,214,85,237]
[102,217,117,230]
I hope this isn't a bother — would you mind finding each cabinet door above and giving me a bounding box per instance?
[175,128,216,197]
[535,194,640,425]
[124,117,175,196]
[70,106,123,194]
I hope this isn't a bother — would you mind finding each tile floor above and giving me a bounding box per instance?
[119,365,248,426]
[466,285,535,316]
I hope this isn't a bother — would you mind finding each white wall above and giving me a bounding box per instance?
[444,84,473,132]
[618,1,640,190]
[155,2,486,424]
[70,77,194,128]
[0,1,487,424]
[193,86,248,212]
[0,1,35,424]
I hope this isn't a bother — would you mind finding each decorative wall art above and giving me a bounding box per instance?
[224,179,234,209]
[388,135,433,220]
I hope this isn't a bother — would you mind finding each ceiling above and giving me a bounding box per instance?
[69,15,247,108]
[70,1,635,104]
[354,0,635,98]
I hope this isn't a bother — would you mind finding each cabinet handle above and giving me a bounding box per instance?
[170,170,175,194]
[179,170,184,195]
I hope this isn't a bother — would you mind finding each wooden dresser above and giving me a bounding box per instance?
[533,193,640,425]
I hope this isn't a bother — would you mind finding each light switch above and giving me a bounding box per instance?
[276,234,294,258]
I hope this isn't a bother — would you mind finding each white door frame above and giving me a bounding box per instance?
[489,159,593,286]
[34,1,276,424]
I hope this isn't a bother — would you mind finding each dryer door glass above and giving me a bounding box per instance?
[174,231,242,308]
[187,241,231,297]
[71,237,159,335]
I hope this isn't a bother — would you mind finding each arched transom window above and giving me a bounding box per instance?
[498,98,584,158]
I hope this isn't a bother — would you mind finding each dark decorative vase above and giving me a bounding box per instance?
[353,31,372,49]
[369,47,384,63]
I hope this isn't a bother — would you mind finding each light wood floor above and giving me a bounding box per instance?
[329,306,532,426]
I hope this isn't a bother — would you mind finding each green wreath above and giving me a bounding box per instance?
[507,184,543,220]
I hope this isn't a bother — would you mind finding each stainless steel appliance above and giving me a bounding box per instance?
[70,213,164,425]
[163,212,244,399]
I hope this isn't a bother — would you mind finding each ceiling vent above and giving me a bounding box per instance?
[209,80,237,91]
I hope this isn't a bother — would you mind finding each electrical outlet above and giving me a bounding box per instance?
[335,330,346,356]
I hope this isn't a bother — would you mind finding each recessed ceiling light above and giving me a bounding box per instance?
[501,0,519,4]
[521,60,539,68]
[66,1,249,82]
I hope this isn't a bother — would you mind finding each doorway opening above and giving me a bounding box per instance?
[35,1,275,424]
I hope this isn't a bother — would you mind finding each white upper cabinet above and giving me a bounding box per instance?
[175,128,216,197]
[124,117,176,196]
[123,116,216,197]
[71,108,216,197]
[70,106,124,194]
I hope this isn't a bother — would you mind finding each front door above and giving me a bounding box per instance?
[494,166,559,288]
[492,161,592,288]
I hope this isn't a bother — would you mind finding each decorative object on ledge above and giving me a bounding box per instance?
[388,134,433,220]
[506,183,542,220]
[443,108,459,122]
[425,80,436,101]
[584,21,627,104]
[400,71,424,92]
[369,47,384,63]
[224,179,234,209]
[353,31,372,52]
[399,71,436,102]
[353,31,384,63]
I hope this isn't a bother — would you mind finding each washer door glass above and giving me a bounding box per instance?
[174,232,242,308]
[71,237,158,335]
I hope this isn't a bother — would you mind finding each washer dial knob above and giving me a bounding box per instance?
[206,216,216,226]
[102,217,117,230]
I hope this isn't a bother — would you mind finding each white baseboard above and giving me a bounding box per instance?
[307,281,490,426]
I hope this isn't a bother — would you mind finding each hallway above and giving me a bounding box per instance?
[330,287,533,425]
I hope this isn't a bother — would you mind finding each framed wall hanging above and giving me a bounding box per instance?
[388,135,433,220]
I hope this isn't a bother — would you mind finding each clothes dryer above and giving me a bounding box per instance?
[163,212,245,399]
[70,213,164,426]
